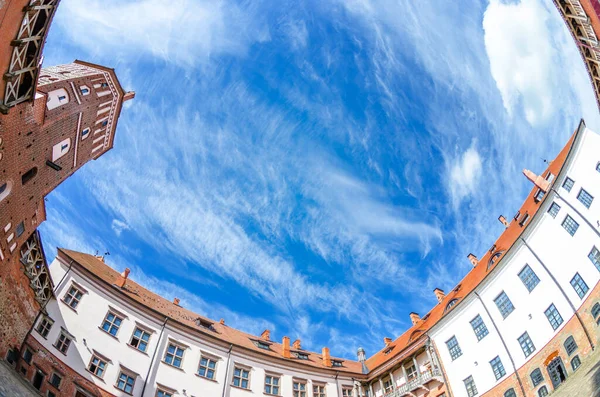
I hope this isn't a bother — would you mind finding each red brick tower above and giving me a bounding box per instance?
[0,3,134,358]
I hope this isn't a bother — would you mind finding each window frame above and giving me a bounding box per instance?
[293,380,307,397]
[504,388,516,397]
[463,375,478,397]
[571,355,581,371]
[538,385,548,397]
[544,303,564,331]
[592,302,600,324]
[589,246,600,272]
[87,355,107,379]
[100,311,123,338]
[518,332,536,358]
[232,365,251,389]
[564,336,578,356]
[577,188,594,209]
[53,330,72,355]
[530,368,544,387]
[197,355,217,380]
[562,214,579,236]
[445,336,462,361]
[36,316,54,338]
[115,370,136,395]
[128,326,151,353]
[518,264,540,293]
[163,341,186,369]
[490,356,506,380]
[570,272,589,299]
[62,284,84,310]
[313,383,327,397]
[470,314,489,341]
[548,202,561,218]
[48,372,62,389]
[494,291,515,319]
[264,374,281,396]
[562,177,575,192]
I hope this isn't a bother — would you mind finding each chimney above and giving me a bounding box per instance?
[115,268,130,288]
[123,91,136,102]
[322,347,332,367]
[434,288,445,303]
[282,336,291,358]
[498,215,509,228]
[219,318,225,325]
[523,169,550,192]
[95,255,105,262]
[173,297,180,306]
[292,339,302,350]
[468,253,479,267]
[384,337,392,346]
[409,312,421,325]
[260,329,270,341]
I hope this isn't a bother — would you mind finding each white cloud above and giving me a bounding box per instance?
[111,219,129,236]
[483,0,557,126]
[54,0,270,66]
[284,19,309,50]
[448,144,483,208]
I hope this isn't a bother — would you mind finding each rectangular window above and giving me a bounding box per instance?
[534,189,545,202]
[163,343,185,368]
[116,371,135,394]
[562,215,579,236]
[36,316,53,338]
[544,304,564,330]
[518,332,536,357]
[577,188,594,209]
[293,381,307,397]
[129,327,151,352]
[265,375,280,395]
[490,356,506,380]
[62,285,83,309]
[198,356,217,380]
[570,273,589,299]
[101,312,123,337]
[156,390,173,397]
[494,291,515,319]
[88,355,107,378]
[383,378,393,392]
[464,376,478,397]
[470,315,489,341]
[313,385,326,397]
[563,177,574,192]
[406,364,417,380]
[446,336,462,360]
[49,373,62,389]
[589,247,600,271]
[530,368,544,386]
[518,264,540,292]
[54,331,72,355]
[548,202,561,218]
[232,366,250,389]
[342,389,353,397]
[22,347,33,364]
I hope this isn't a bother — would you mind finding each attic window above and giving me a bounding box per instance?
[445,299,458,312]
[254,340,271,350]
[513,211,520,221]
[295,352,309,360]
[454,284,462,292]
[384,347,394,355]
[487,250,505,271]
[195,318,214,331]
[332,360,343,367]
[545,173,555,183]
[519,213,530,226]
[534,189,545,202]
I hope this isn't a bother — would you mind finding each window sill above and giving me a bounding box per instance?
[126,343,148,356]
[97,326,120,341]
[52,345,67,356]
[230,385,252,392]
[264,393,281,396]
[35,331,48,340]
[195,373,218,383]
[114,387,134,396]
[60,300,78,313]
[161,360,185,372]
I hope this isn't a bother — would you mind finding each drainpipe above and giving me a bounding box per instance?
[141,317,169,397]
[474,292,527,397]
[17,259,74,366]
[520,236,595,351]
[221,344,233,397]
[335,371,340,397]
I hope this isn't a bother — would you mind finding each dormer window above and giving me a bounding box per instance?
[254,340,271,350]
[332,360,343,367]
[384,347,394,355]
[295,352,309,360]
[519,213,530,226]
[445,299,458,312]
[534,189,545,202]
[195,318,214,331]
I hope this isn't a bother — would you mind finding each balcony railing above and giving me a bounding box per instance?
[383,368,442,397]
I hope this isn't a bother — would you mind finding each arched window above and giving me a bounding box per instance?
[81,128,90,140]
[530,368,544,386]
[79,85,90,96]
[445,299,458,312]
[46,88,69,110]
[564,336,578,356]
[571,355,581,371]
[21,167,37,185]
[538,386,548,397]
[0,181,12,202]
[592,302,600,324]
[504,389,516,397]
[51,138,71,161]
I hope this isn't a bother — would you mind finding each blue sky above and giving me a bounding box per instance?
[40,0,600,359]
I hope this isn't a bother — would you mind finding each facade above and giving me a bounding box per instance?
[0,1,134,361]
[13,121,600,397]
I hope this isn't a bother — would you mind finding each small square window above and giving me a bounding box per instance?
[577,188,594,209]
[232,366,250,389]
[36,316,53,338]
[163,343,185,368]
[265,375,280,395]
[313,384,326,397]
[101,312,123,337]
[548,202,561,218]
[570,273,589,299]
[129,327,151,352]
[116,371,135,394]
[63,285,83,309]
[54,331,72,355]
[88,355,107,378]
[293,381,307,397]
[198,356,217,379]
[563,177,575,192]
[562,215,579,236]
